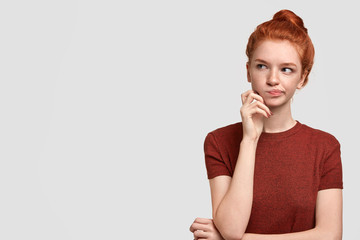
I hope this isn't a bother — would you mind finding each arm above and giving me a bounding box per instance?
[211,140,258,240]
[210,91,271,240]
[190,218,224,240]
[242,188,343,240]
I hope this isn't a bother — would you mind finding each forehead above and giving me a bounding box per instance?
[252,40,301,65]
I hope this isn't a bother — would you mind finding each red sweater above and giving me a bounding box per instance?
[204,121,343,234]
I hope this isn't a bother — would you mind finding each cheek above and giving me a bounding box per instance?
[250,82,264,97]
[250,70,266,82]
[282,82,298,95]
[251,82,259,91]
[249,76,262,89]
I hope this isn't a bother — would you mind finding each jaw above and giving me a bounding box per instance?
[263,95,292,111]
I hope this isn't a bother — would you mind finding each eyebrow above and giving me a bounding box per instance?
[254,58,298,67]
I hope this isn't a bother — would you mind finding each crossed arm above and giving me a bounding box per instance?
[190,140,342,240]
[190,179,342,240]
[190,91,342,239]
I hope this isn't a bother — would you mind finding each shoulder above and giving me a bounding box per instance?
[205,122,243,147]
[207,122,242,139]
[300,123,340,147]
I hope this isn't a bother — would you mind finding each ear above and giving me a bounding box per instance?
[297,72,307,89]
[246,62,251,83]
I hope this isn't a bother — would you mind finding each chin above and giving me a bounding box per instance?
[264,98,291,109]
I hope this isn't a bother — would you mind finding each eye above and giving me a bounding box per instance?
[282,67,293,73]
[256,64,267,69]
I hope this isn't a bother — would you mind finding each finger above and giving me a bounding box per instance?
[241,90,255,104]
[241,99,270,119]
[194,217,213,224]
[194,230,210,238]
[250,100,271,116]
[190,222,197,232]
[190,222,210,233]
[252,92,265,103]
[190,223,211,232]
[244,92,265,105]
[242,90,265,105]
[244,106,269,119]
[189,223,196,233]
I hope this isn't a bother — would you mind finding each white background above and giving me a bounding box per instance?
[0,0,359,239]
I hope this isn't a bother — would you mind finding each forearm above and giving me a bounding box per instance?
[243,227,338,240]
[214,139,258,240]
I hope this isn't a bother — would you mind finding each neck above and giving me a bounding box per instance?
[263,102,297,133]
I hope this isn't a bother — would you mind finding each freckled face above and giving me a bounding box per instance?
[247,40,306,108]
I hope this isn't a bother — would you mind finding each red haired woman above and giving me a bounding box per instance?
[190,9,343,240]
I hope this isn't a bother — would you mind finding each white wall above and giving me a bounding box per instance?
[0,0,358,239]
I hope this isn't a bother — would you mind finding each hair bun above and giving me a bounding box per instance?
[273,9,307,33]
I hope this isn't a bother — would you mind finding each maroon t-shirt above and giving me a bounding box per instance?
[204,121,343,234]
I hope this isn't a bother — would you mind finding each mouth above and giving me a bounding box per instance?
[267,90,284,96]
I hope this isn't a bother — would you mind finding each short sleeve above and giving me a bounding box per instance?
[318,139,343,190]
[204,133,231,179]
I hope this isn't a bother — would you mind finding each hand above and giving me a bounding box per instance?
[189,218,224,240]
[241,233,251,240]
[240,90,271,141]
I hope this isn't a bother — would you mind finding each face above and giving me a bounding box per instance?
[247,40,306,109]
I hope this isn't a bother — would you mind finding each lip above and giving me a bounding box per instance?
[267,90,284,96]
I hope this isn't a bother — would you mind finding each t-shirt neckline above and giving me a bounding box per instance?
[259,120,303,141]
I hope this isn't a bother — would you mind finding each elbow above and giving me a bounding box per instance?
[327,234,342,240]
[213,217,245,240]
[217,231,243,240]
[316,226,342,240]
[332,231,342,240]
[222,233,244,240]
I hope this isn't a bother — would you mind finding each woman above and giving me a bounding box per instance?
[190,9,343,240]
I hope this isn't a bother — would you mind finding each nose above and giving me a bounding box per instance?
[267,69,280,86]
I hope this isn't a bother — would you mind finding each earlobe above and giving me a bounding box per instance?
[297,81,304,89]
[297,73,307,89]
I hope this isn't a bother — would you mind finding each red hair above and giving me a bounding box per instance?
[246,10,315,86]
